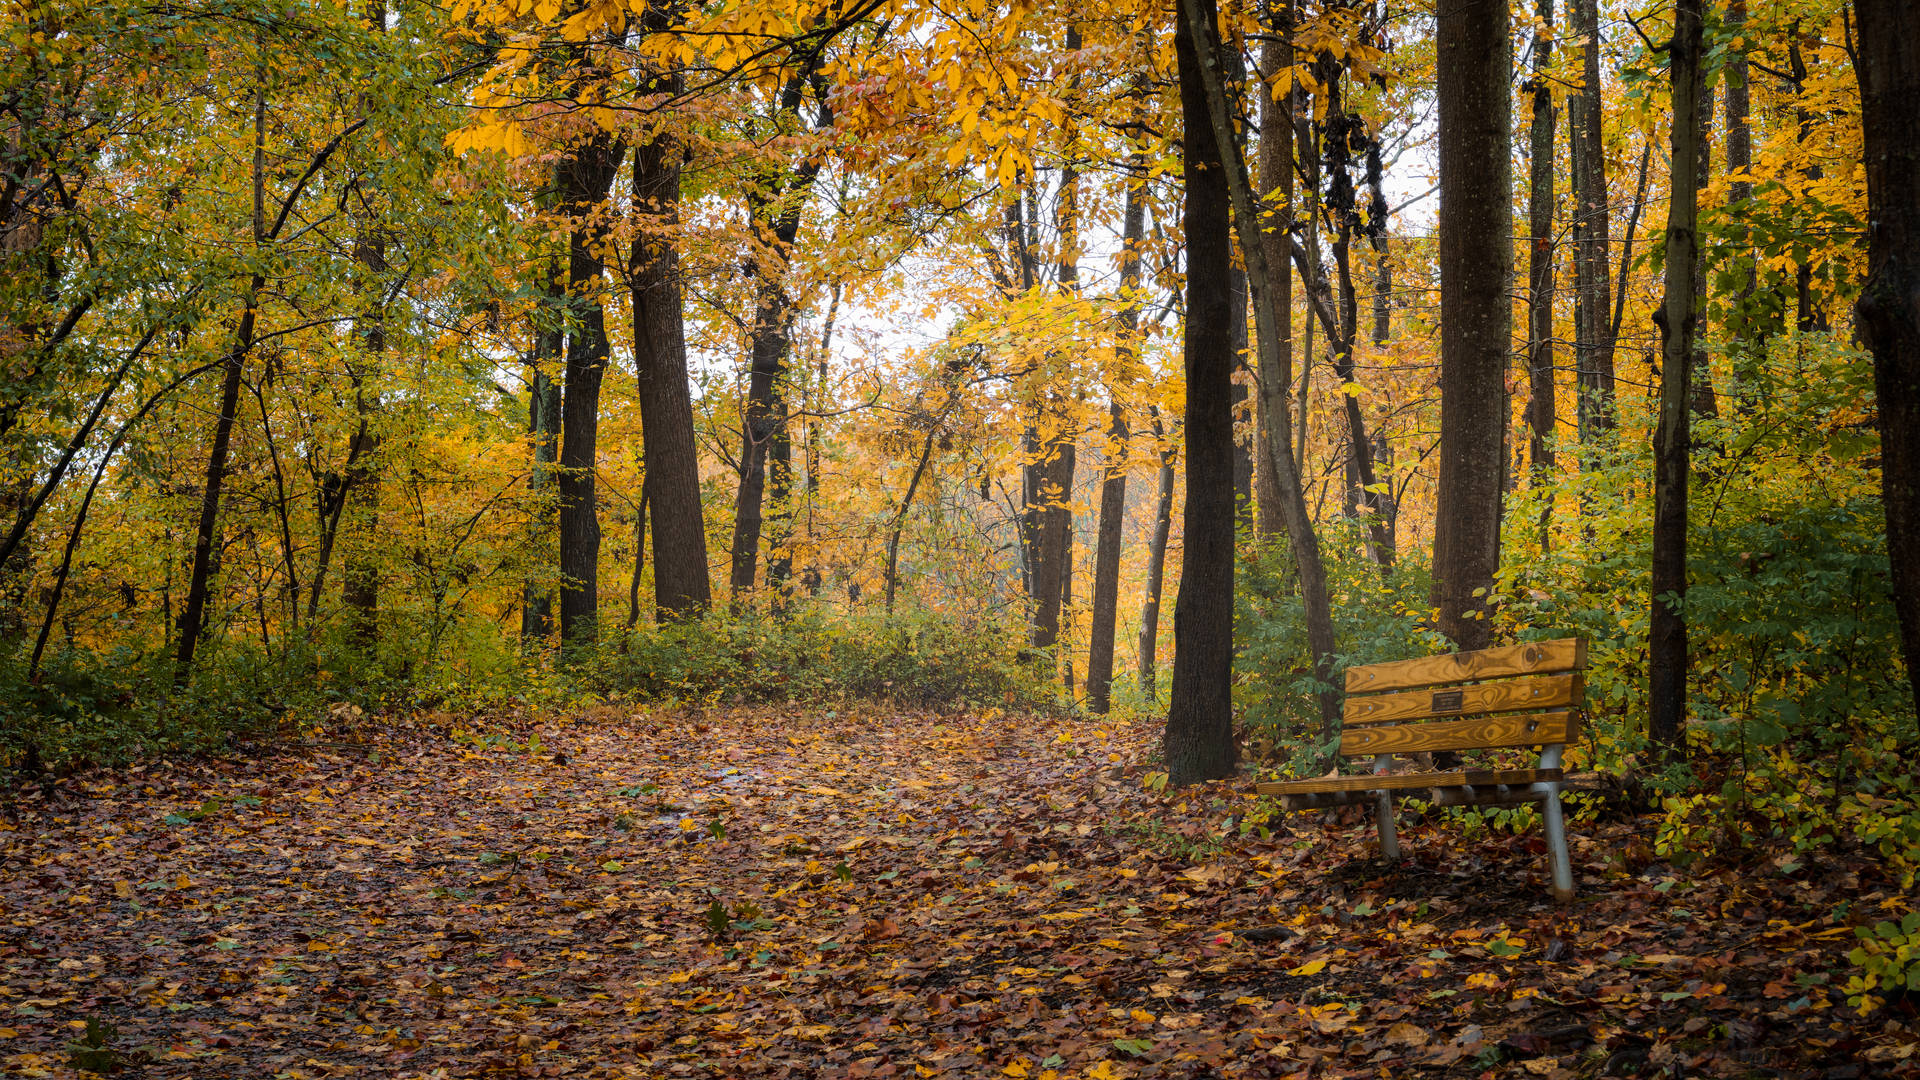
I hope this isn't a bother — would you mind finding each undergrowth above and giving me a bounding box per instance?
[0,603,1053,777]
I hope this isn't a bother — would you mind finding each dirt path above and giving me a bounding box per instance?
[1,706,1911,1078]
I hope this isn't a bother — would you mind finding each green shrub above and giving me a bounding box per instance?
[576,604,1053,709]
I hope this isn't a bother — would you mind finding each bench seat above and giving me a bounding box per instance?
[1257,638,1586,903]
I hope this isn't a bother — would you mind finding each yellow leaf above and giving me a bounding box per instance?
[1287,959,1327,976]
[1384,1021,1429,1046]
[1003,1062,1031,1078]
[113,880,134,900]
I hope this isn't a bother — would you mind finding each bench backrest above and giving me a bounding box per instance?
[1338,638,1586,759]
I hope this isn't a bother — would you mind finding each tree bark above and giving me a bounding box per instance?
[1570,0,1615,443]
[631,123,712,620]
[341,212,384,649]
[1649,0,1704,754]
[1690,77,1719,419]
[1138,407,1177,698]
[1172,0,1344,770]
[177,85,272,675]
[1431,0,1512,653]
[1254,31,1293,543]
[1853,0,1920,722]
[175,298,258,673]
[1725,0,1758,405]
[1164,0,1239,784]
[1526,0,1558,541]
[557,130,624,647]
[1088,168,1146,714]
[728,68,828,604]
[521,266,563,640]
[1191,0,1339,736]
[1230,263,1253,532]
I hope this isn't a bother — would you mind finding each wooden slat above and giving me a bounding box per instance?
[1343,673,1582,726]
[1337,711,1579,757]
[1344,638,1587,694]
[1256,768,1564,797]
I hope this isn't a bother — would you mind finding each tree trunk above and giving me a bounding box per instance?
[1253,31,1293,542]
[1230,263,1253,532]
[883,427,938,613]
[1690,77,1719,419]
[521,270,563,640]
[557,130,624,648]
[1163,0,1239,785]
[626,486,648,629]
[341,220,384,649]
[1526,0,1557,541]
[1028,437,1075,651]
[1088,168,1146,714]
[728,69,828,604]
[1788,38,1829,333]
[1182,0,1341,741]
[1853,0,1920,722]
[1372,242,1391,346]
[1138,407,1177,698]
[631,125,712,620]
[1649,0,1704,754]
[175,298,258,673]
[1570,0,1615,443]
[177,87,271,675]
[1725,0,1758,405]
[1431,0,1512,653]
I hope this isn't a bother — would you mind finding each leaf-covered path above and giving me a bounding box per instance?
[3,707,1914,1078]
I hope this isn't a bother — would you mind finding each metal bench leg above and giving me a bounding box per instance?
[1543,786,1573,903]
[1376,790,1399,860]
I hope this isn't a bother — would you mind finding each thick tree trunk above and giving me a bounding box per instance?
[631,129,712,620]
[1570,0,1615,443]
[1088,169,1146,714]
[1854,0,1920,721]
[1138,407,1176,698]
[1431,0,1512,653]
[1650,0,1704,754]
[1163,0,1239,784]
[1182,0,1340,740]
[1253,32,1293,542]
[557,130,624,647]
[1526,0,1558,539]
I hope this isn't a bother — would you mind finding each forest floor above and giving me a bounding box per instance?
[1,705,1915,1080]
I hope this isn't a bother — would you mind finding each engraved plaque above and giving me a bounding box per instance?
[1431,690,1465,713]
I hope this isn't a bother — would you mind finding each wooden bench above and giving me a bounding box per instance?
[1256,638,1586,903]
